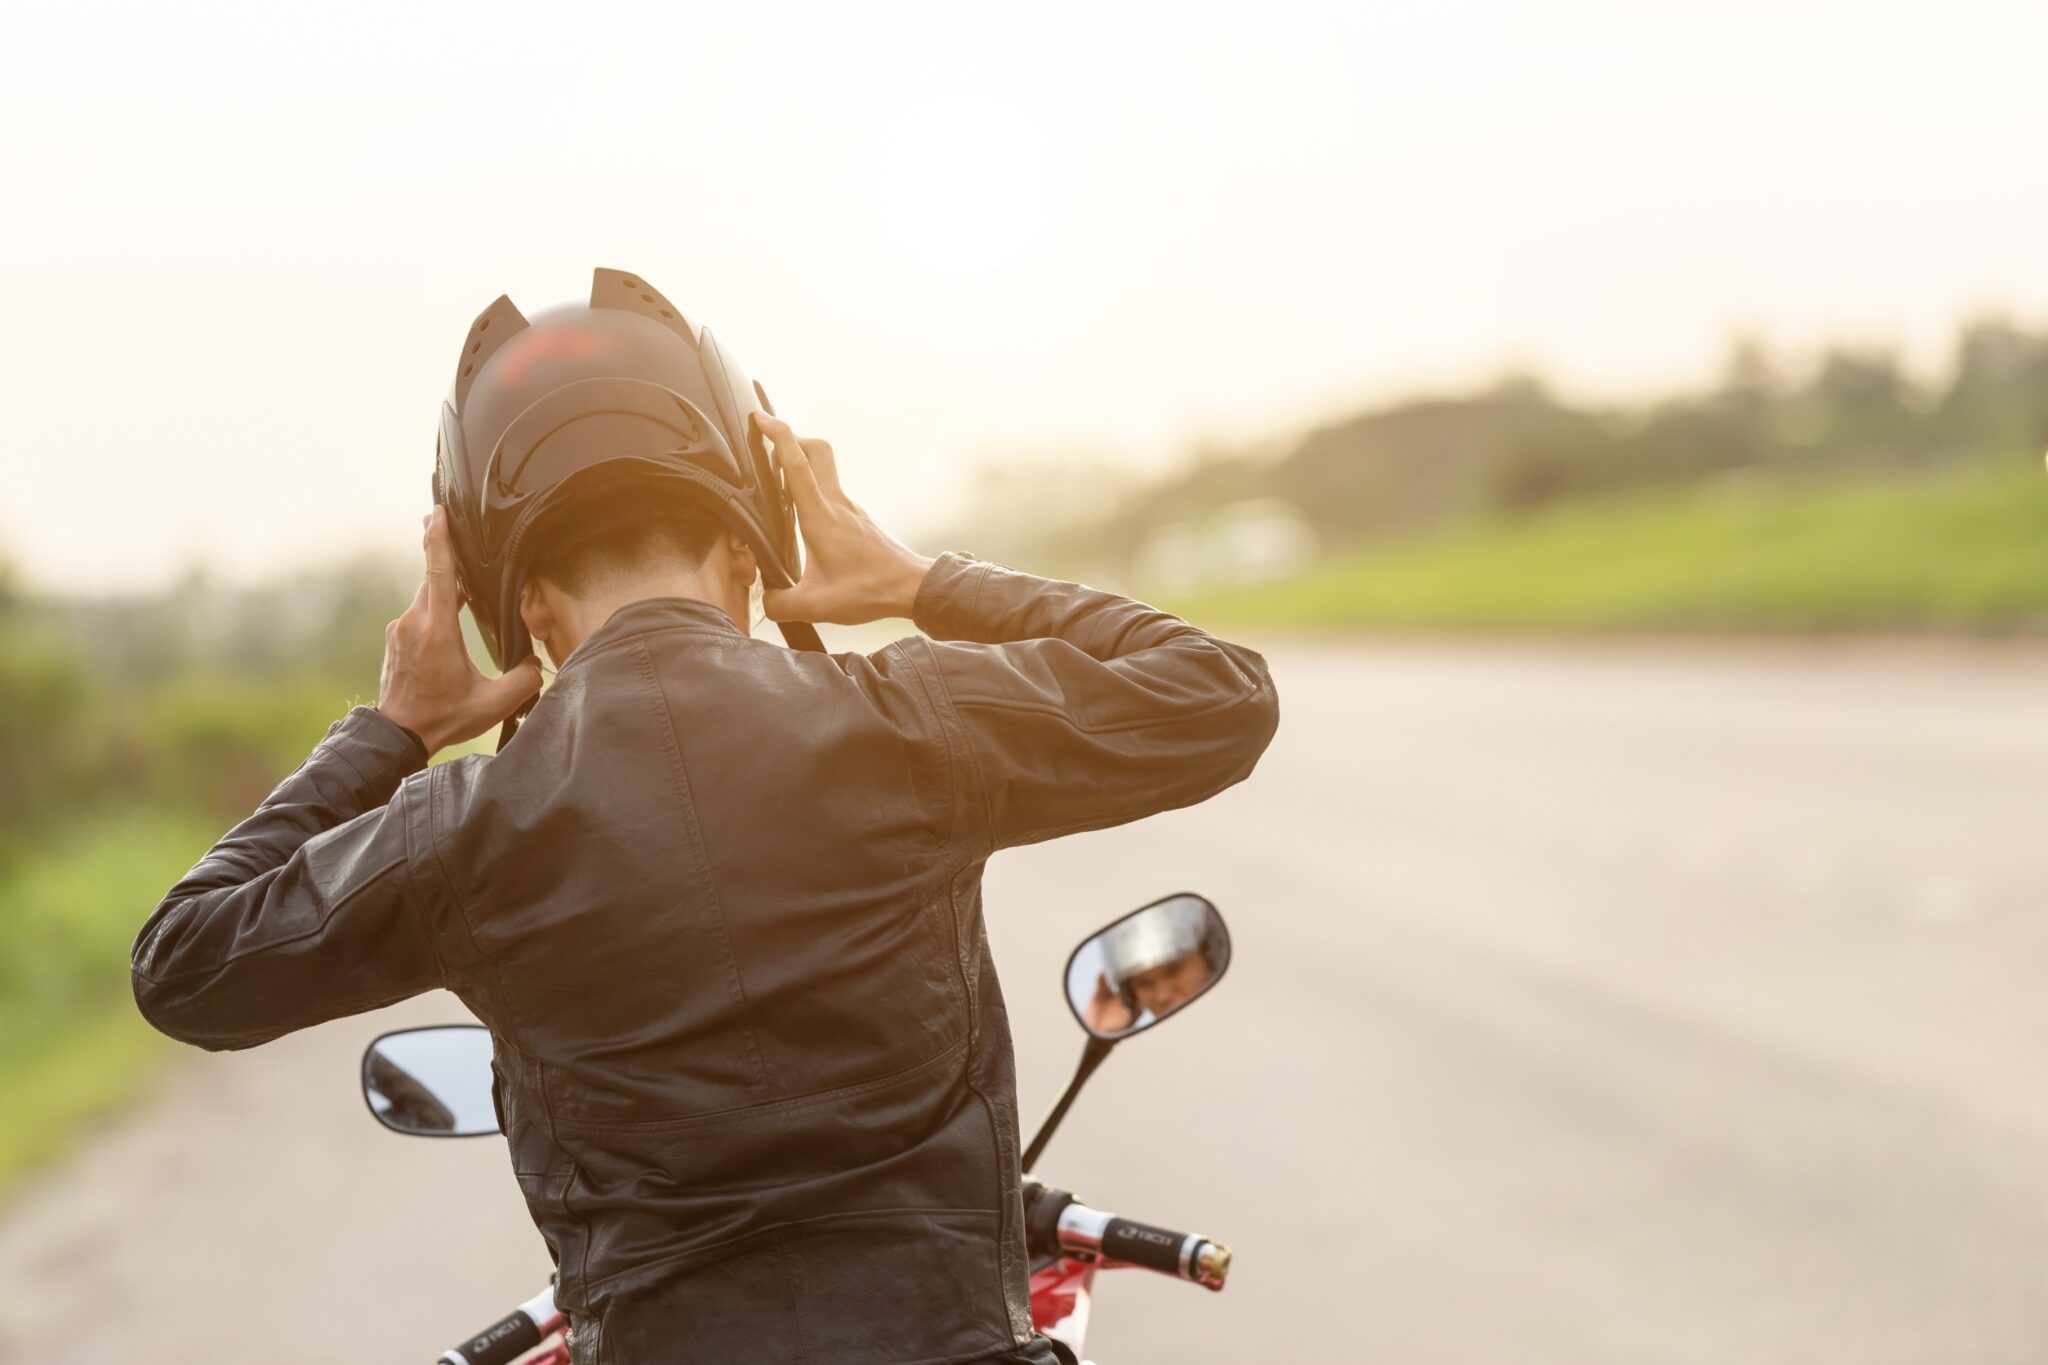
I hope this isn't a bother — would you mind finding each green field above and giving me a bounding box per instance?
[0,811,210,1202]
[1170,461,2048,634]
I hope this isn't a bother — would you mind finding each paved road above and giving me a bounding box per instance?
[6,639,2048,1363]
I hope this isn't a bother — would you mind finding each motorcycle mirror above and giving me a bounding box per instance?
[1064,892,1231,1042]
[1025,893,1232,1171]
[360,1024,501,1138]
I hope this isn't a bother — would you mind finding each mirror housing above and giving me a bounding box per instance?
[361,1024,500,1138]
[1025,892,1233,1171]
[1064,892,1231,1042]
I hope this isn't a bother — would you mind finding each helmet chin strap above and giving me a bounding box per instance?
[494,618,825,752]
[495,695,538,752]
[777,620,825,652]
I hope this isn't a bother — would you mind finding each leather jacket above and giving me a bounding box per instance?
[132,553,1279,1364]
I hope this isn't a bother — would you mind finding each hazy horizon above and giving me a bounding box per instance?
[6,0,2044,592]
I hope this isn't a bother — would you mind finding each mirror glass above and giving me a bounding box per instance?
[361,1025,500,1137]
[1065,893,1231,1040]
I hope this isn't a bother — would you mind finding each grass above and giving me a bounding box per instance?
[0,704,481,1205]
[0,809,211,1202]
[1169,460,2048,634]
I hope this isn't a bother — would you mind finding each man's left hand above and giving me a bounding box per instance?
[377,506,543,756]
[755,415,935,626]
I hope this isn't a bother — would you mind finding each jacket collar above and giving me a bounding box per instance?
[560,596,745,669]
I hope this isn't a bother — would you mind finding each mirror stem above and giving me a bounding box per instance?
[1022,1035,1115,1173]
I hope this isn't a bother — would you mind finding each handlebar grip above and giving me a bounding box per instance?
[439,1286,561,1365]
[436,1312,540,1365]
[1056,1203,1233,1291]
[1101,1215,1192,1272]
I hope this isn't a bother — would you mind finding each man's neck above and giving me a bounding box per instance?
[545,569,738,665]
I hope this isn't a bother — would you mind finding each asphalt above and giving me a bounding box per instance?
[5,638,2048,1363]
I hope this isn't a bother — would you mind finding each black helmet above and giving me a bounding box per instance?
[434,267,812,674]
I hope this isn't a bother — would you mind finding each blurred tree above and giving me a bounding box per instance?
[1942,317,2048,456]
[948,315,2048,580]
[1811,346,1919,445]
[1720,335,1783,401]
[0,558,96,861]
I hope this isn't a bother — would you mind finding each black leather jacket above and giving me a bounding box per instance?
[132,553,1278,1365]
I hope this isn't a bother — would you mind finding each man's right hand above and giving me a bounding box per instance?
[377,506,543,754]
[755,414,936,627]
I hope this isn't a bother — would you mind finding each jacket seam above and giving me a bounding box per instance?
[320,731,382,791]
[134,839,409,986]
[875,638,956,857]
[912,639,996,1324]
[954,953,1029,1350]
[781,1227,811,1364]
[557,623,742,677]
[635,636,774,1095]
[180,978,431,1050]
[905,637,995,861]
[546,1034,970,1133]
[900,641,985,1022]
[883,640,976,1008]
[900,638,1021,1340]
[945,669,1266,736]
[396,773,451,984]
[537,1056,596,1308]
[423,763,493,970]
[957,557,993,628]
[578,1205,1000,1295]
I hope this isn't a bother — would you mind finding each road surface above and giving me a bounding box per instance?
[6,639,2048,1363]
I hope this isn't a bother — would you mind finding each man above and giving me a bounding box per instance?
[132,269,1279,1364]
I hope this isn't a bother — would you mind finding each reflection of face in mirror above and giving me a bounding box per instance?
[1066,894,1229,1040]
[362,1026,500,1137]
[1125,950,1214,1017]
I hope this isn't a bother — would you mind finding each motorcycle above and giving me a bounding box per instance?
[359,891,1237,1364]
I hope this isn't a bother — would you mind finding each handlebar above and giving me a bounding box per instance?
[1022,1180,1231,1291]
[437,1285,564,1365]
[439,1188,1227,1362]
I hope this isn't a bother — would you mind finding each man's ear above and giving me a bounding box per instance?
[518,577,554,650]
[726,531,759,586]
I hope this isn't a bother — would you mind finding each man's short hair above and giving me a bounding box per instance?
[527,488,727,597]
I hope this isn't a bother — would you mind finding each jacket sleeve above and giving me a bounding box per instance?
[910,552,1280,850]
[130,706,445,1051]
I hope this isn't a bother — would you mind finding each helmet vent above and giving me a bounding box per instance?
[453,294,530,411]
[591,267,695,346]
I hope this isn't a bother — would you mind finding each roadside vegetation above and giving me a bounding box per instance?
[0,561,411,1203]
[0,811,206,1188]
[954,319,2048,632]
[1168,459,2048,633]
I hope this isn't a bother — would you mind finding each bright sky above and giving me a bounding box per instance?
[3,0,2043,591]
